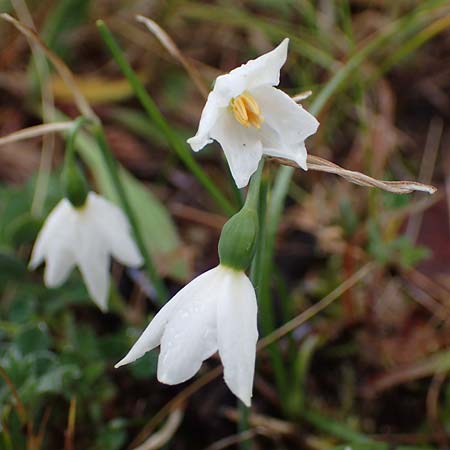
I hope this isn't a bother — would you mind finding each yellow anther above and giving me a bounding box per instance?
[230,92,263,129]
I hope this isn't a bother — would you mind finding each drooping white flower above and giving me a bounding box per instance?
[115,264,258,406]
[187,38,319,188]
[29,192,143,311]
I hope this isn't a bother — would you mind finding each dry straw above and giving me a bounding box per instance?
[270,155,437,195]
[1,13,96,121]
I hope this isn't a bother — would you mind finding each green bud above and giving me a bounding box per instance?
[63,163,89,208]
[218,207,258,271]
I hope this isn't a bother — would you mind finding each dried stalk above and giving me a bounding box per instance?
[406,117,443,241]
[11,0,57,216]
[0,366,27,423]
[0,122,74,147]
[0,13,96,121]
[136,15,209,99]
[292,90,313,102]
[132,408,184,450]
[204,429,260,450]
[269,155,437,195]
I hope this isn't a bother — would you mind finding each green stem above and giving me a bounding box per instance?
[257,166,290,408]
[244,160,264,211]
[64,116,89,171]
[92,123,168,304]
[243,163,288,420]
[238,401,252,450]
[250,174,268,287]
[236,161,265,450]
[96,20,234,216]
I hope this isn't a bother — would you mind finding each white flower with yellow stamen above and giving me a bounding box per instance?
[187,38,319,188]
[29,192,143,311]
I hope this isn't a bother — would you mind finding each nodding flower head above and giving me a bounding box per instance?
[29,192,143,311]
[115,264,258,406]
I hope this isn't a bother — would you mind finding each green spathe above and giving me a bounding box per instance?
[63,163,89,208]
[218,206,258,271]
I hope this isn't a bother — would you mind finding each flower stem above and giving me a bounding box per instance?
[92,123,168,304]
[250,165,289,410]
[96,20,235,216]
[64,116,89,171]
[62,116,90,207]
[243,160,264,212]
[238,401,252,450]
[237,163,265,450]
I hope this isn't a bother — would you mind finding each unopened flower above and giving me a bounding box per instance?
[30,192,143,311]
[116,264,257,406]
[187,38,319,188]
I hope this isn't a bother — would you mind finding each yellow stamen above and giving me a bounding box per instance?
[230,92,263,129]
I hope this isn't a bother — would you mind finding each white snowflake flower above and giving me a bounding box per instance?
[187,38,319,188]
[115,264,258,406]
[29,192,143,311]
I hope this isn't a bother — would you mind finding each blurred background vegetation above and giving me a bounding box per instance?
[0,0,449,449]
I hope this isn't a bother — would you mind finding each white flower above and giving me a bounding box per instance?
[187,38,319,188]
[29,192,143,311]
[115,264,258,406]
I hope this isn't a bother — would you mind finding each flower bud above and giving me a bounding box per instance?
[63,163,89,208]
[218,207,258,271]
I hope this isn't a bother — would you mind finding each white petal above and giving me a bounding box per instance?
[44,246,76,287]
[115,288,183,368]
[214,39,289,100]
[211,113,263,188]
[217,268,258,406]
[87,193,143,267]
[29,199,73,270]
[187,93,227,152]
[252,86,319,170]
[157,267,222,384]
[263,142,308,171]
[74,215,111,312]
[115,266,220,370]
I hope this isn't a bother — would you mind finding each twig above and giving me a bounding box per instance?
[269,155,437,194]
[0,13,96,121]
[292,90,313,102]
[224,408,295,435]
[361,349,450,397]
[426,371,448,447]
[11,0,56,217]
[406,116,443,241]
[170,203,226,230]
[132,408,184,450]
[0,122,74,147]
[136,15,209,99]
[0,366,27,423]
[34,406,52,449]
[64,397,77,450]
[128,367,221,449]
[258,262,375,349]
[204,429,261,450]
[444,138,450,234]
